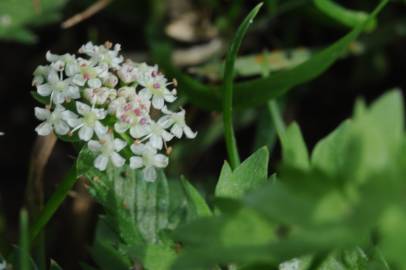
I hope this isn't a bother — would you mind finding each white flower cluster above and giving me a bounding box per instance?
[33,41,196,181]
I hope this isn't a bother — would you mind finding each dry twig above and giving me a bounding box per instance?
[61,0,112,29]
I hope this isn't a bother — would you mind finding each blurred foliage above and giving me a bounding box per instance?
[0,0,66,43]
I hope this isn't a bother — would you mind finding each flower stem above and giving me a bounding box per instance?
[29,166,77,244]
[268,100,286,140]
[19,209,29,270]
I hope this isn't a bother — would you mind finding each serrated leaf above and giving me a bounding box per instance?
[180,176,212,218]
[215,147,269,199]
[281,122,310,170]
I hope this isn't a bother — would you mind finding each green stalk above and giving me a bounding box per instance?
[268,100,286,140]
[29,166,77,243]
[223,3,263,169]
[19,209,29,270]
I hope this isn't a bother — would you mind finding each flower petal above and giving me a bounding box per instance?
[130,156,143,169]
[34,107,50,121]
[79,126,93,141]
[184,125,197,138]
[171,124,183,138]
[153,154,168,168]
[114,138,127,151]
[149,134,163,149]
[95,121,108,138]
[114,122,129,133]
[94,154,109,171]
[76,102,91,116]
[37,84,52,96]
[54,121,70,135]
[111,152,125,167]
[152,95,164,109]
[35,122,52,136]
[88,140,102,152]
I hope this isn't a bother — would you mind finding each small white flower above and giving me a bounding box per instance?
[46,51,80,76]
[71,58,107,88]
[130,143,168,181]
[103,72,119,88]
[84,87,117,105]
[36,70,80,104]
[79,42,123,69]
[136,64,177,109]
[34,105,76,136]
[117,61,138,83]
[114,99,150,136]
[88,133,127,171]
[69,102,108,141]
[132,120,174,150]
[159,108,197,139]
[32,65,50,86]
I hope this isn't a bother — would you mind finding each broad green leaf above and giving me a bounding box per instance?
[313,0,377,31]
[154,0,388,111]
[281,123,310,170]
[77,147,171,245]
[180,176,212,218]
[215,147,269,199]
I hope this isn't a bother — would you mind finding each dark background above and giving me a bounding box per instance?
[0,0,405,268]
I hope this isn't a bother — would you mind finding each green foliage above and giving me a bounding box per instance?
[0,0,66,43]
[169,90,406,269]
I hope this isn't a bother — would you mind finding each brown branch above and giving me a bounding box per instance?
[61,0,112,29]
[25,134,57,218]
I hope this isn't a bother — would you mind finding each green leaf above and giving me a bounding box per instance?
[180,176,212,218]
[281,122,310,170]
[215,147,269,199]
[313,0,377,31]
[223,2,263,169]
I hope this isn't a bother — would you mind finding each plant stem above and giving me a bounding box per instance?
[19,209,29,270]
[29,166,77,244]
[223,3,263,169]
[268,100,286,140]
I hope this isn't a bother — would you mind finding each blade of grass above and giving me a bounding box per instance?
[313,0,376,31]
[19,209,29,270]
[29,166,77,243]
[223,3,263,169]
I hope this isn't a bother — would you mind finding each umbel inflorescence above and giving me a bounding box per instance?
[33,41,196,181]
